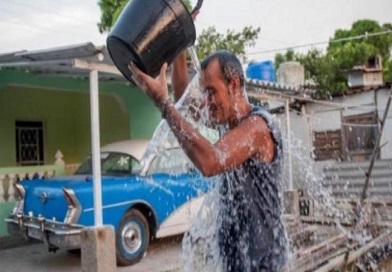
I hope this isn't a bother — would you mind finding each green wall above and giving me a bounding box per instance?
[0,69,161,166]
[0,202,14,236]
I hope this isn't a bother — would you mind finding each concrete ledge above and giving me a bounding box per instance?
[81,225,116,272]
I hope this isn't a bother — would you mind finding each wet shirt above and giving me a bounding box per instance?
[218,106,287,272]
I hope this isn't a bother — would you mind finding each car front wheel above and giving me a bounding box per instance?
[116,209,150,266]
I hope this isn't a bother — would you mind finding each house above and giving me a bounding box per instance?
[0,42,161,236]
[246,59,392,195]
[0,43,160,167]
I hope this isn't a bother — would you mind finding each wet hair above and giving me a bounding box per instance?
[200,50,245,88]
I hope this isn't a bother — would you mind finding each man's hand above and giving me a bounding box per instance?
[128,62,170,106]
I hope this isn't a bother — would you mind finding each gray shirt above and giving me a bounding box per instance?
[218,106,287,272]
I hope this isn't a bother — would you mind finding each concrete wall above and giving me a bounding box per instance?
[307,90,391,160]
[348,71,364,88]
[275,88,391,191]
[277,105,312,190]
[306,91,377,130]
[0,86,128,165]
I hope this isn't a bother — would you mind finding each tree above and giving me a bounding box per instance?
[275,19,392,97]
[98,0,192,33]
[274,49,295,70]
[98,0,125,33]
[195,26,260,61]
[324,20,392,94]
[98,0,260,62]
[295,48,338,98]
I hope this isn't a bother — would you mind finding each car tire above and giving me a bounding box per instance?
[116,209,150,266]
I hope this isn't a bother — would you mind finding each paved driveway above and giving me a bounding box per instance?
[0,235,183,272]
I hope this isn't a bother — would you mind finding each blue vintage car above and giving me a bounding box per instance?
[5,122,217,266]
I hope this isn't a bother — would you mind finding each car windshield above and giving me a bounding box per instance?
[75,152,141,176]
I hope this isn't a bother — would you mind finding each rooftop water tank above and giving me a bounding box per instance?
[246,61,276,82]
[277,61,305,87]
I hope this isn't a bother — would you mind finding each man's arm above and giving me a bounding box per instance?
[129,63,275,177]
[162,102,275,176]
[171,51,189,102]
[170,10,199,102]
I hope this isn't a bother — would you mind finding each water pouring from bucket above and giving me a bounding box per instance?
[107,0,203,85]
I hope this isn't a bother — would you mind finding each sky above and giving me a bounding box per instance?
[0,0,391,62]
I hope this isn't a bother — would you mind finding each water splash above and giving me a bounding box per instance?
[139,56,389,270]
[188,46,201,73]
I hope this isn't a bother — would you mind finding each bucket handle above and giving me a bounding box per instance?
[190,0,204,15]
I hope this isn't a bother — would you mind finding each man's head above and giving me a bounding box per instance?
[200,50,248,125]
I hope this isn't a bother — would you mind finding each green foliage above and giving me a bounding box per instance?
[182,0,192,11]
[98,0,127,33]
[195,26,260,61]
[274,19,392,97]
[98,0,260,62]
[98,0,193,33]
[274,50,295,70]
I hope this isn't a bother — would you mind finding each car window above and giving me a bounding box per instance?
[75,152,141,176]
[147,148,194,175]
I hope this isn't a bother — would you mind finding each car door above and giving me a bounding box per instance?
[147,148,213,238]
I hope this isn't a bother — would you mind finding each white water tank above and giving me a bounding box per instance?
[277,61,305,87]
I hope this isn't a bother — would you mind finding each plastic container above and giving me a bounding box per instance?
[107,0,196,84]
[246,61,276,82]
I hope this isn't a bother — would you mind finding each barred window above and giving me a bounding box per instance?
[15,121,44,166]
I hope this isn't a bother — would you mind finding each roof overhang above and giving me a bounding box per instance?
[0,42,126,82]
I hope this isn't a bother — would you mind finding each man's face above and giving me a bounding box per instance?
[200,59,233,125]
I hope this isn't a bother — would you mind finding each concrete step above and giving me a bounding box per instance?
[324,178,392,188]
[331,187,392,197]
[324,159,392,172]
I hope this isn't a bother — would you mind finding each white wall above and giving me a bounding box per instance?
[271,88,391,192]
[277,105,313,190]
[302,89,391,160]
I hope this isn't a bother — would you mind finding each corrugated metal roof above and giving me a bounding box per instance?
[0,42,126,82]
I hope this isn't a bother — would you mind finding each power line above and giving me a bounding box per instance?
[195,20,291,46]
[246,30,392,55]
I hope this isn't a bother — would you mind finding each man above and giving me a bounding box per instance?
[129,50,287,271]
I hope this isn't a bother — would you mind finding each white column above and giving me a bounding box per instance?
[286,99,293,190]
[89,70,103,226]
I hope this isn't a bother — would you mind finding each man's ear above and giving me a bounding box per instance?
[230,75,241,94]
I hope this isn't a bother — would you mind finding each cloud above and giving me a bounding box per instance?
[0,0,105,53]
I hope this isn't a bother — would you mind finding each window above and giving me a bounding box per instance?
[147,148,194,175]
[74,152,141,176]
[15,121,44,166]
[312,130,342,161]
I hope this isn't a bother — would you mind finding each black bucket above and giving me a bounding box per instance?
[107,0,196,84]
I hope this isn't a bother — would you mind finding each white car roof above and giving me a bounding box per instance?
[101,140,149,161]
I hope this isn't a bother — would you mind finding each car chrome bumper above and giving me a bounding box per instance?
[5,214,84,250]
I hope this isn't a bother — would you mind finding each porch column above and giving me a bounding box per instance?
[286,99,293,190]
[89,69,103,226]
